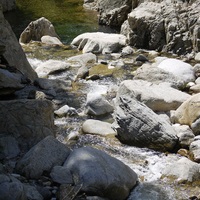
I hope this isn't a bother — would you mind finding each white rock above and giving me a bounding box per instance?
[190,140,200,163]
[195,52,200,61]
[41,35,63,45]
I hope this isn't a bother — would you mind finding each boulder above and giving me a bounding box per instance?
[85,93,114,116]
[54,105,77,117]
[157,58,195,84]
[0,99,55,152]
[0,68,25,95]
[41,35,63,45]
[35,59,70,78]
[82,119,116,137]
[190,140,200,163]
[71,32,127,54]
[19,17,59,44]
[63,146,138,200]
[0,174,26,200]
[16,136,71,179]
[114,95,178,151]
[116,80,190,112]
[0,6,37,80]
[0,0,16,12]
[162,157,200,183]
[23,184,43,200]
[173,93,200,135]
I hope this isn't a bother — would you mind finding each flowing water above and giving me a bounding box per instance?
[6,1,199,199]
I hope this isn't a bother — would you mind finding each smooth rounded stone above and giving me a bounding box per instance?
[82,119,116,137]
[0,99,54,152]
[0,68,25,95]
[75,66,89,80]
[50,166,73,184]
[133,63,185,89]
[135,54,149,62]
[85,93,114,116]
[108,59,124,69]
[114,95,178,152]
[0,136,20,160]
[71,32,127,54]
[195,52,200,61]
[173,93,200,135]
[173,124,195,148]
[157,58,195,83]
[35,60,70,78]
[121,46,134,56]
[116,80,190,112]
[194,64,200,78]
[23,184,43,200]
[190,140,200,163]
[67,53,97,67]
[189,84,200,94]
[63,146,138,200]
[19,17,59,44]
[0,7,37,81]
[41,35,63,45]
[0,174,26,200]
[148,50,159,57]
[162,157,200,183]
[194,135,200,141]
[16,136,71,179]
[54,105,77,117]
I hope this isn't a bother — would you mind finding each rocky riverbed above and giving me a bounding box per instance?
[1,0,200,200]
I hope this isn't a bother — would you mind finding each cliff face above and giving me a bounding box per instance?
[0,0,16,12]
[0,4,37,80]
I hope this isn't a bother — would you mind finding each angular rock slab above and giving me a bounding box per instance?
[16,136,71,179]
[71,32,127,54]
[63,146,138,200]
[0,99,55,151]
[114,96,178,151]
[117,80,190,112]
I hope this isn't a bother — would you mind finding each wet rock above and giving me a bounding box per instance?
[173,124,195,148]
[121,46,134,56]
[0,174,26,200]
[190,140,200,163]
[75,66,89,80]
[19,17,59,44]
[0,6,37,80]
[116,80,190,112]
[63,146,138,200]
[173,93,200,135]
[41,35,63,45]
[157,58,195,84]
[23,184,43,200]
[85,93,114,116]
[54,105,77,117]
[0,99,54,152]
[114,96,178,152]
[16,136,71,179]
[0,136,20,160]
[35,59,70,78]
[135,54,149,62]
[71,32,127,54]
[82,119,116,137]
[162,157,200,183]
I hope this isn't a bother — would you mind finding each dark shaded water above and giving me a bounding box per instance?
[4,0,100,44]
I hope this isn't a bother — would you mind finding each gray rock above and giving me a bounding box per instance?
[19,17,59,44]
[85,93,114,116]
[190,140,200,163]
[0,174,26,200]
[0,6,37,81]
[116,80,190,112]
[54,105,77,117]
[75,66,89,80]
[41,35,63,45]
[16,136,71,179]
[121,46,134,56]
[0,0,16,12]
[50,166,73,184]
[71,32,127,54]
[0,136,20,160]
[114,96,178,151]
[135,54,149,62]
[162,157,200,183]
[0,99,55,152]
[82,119,116,137]
[24,184,43,200]
[63,146,138,200]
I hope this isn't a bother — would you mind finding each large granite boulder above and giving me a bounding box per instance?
[121,1,200,55]
[71,32,127,54]
[116,80,190,112]
[114,95,178,151]
[19,17,59,44]
[62,146,138,200]
[0,0,16,12]
[0,6,37,81]
[16,136,71,179]
[0,99,55,151]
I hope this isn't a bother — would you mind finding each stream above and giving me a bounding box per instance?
[6,0,199,199]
